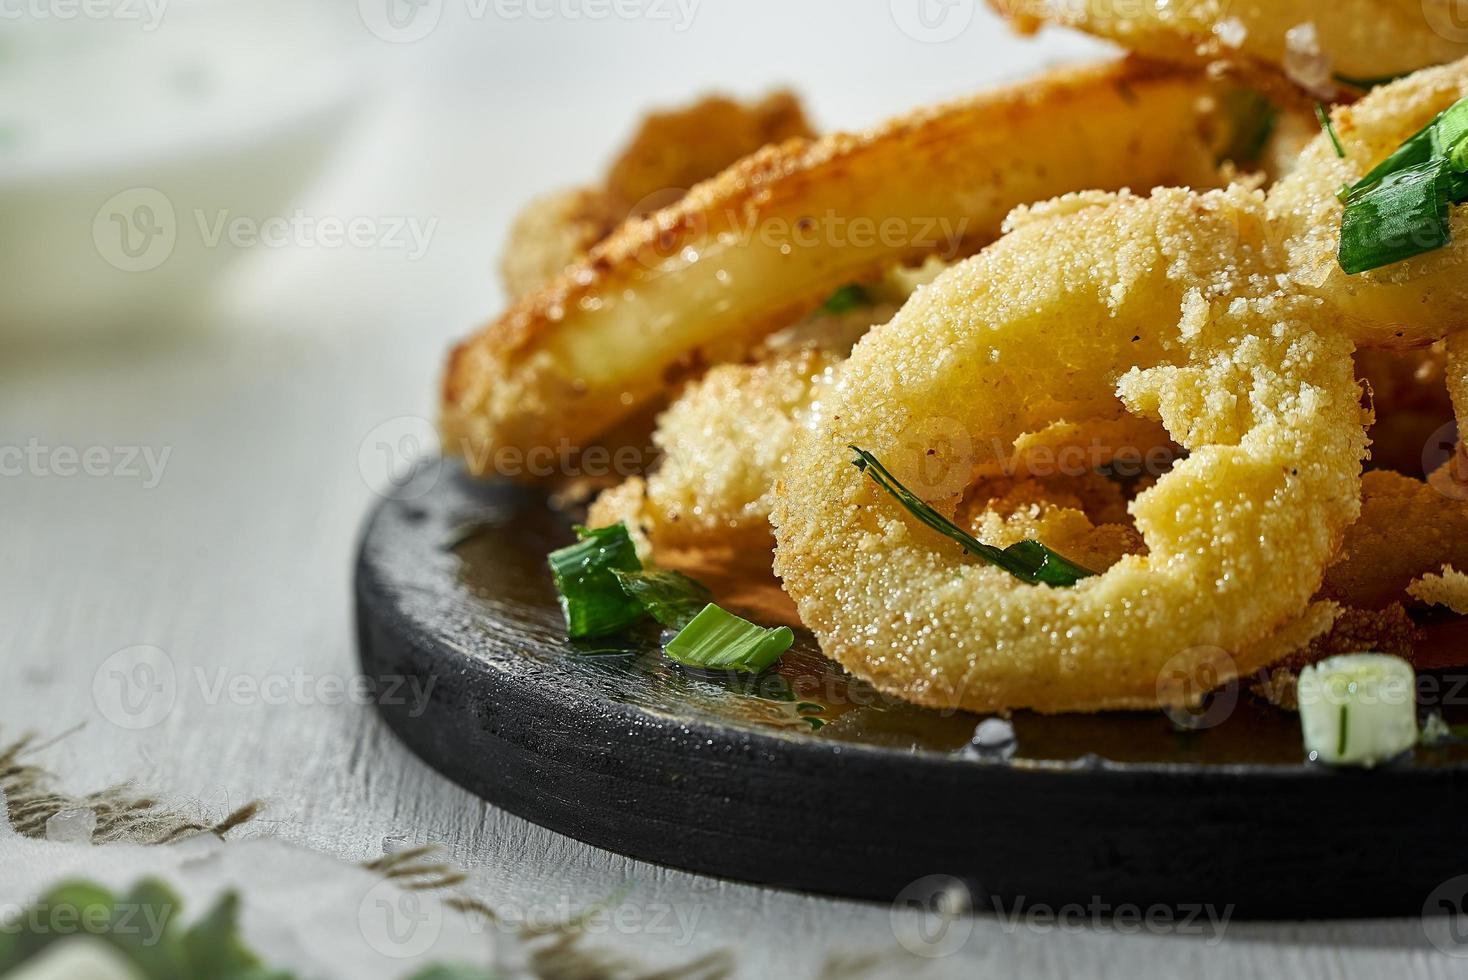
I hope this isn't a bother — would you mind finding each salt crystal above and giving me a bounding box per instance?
[1213,17,1247,49]
[381,834,412,855]
[45,808,97,844]
[1283,23,1334,99]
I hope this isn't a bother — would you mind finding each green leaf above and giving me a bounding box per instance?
[0,881,117,971]
[664,604,794,674]
[820,283,870,315]
[1215,90,1276,166]
[1339,158,1452,274]
[612,568,712,630]
[1350,116,1439,195]
[1333,70,1413,91]
[1316,103,1346,159]
[547,524,645,638]
[1433,98,1468,172]
[849,447,1095,587]
[404,966,501,980]
[107,879,188,980]
[180,891,282,980]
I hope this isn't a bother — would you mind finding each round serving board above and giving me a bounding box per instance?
[355,461,1468,918]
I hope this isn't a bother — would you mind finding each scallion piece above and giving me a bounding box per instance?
[547,523,644,638]
[664,603,794,674]
[1316,103,1346,159]
[613,568,713,630]
[1215,90,1276,166]
[821,283,871,315]
[1338,158,1452,274]
[1333,71,1412,91]
[1433,99,1468,172]
[849,447,1095,587]
[1297,653,1417,767]
[1348,112,1442,200]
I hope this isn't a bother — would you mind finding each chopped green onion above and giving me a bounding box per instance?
[849,447,1095,587]
[1338,158,1452,275]
[1316,103,1346,159]
[1215,90,1277,166]
[1433,98,1468,172]
[547,523,644,639]
[1333,71,1413,91]
[664,603,794,674]
[1350,117,1438,194]
[1297,653,1417,767]
[612,568,712,630]
[821,283,871,315]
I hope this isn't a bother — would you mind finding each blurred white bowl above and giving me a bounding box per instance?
[0,0,367,342]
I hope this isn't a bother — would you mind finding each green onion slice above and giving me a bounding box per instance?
[613,568,712,630]
[1434,98,1468,172]
[820,283,871,315]
[1215,90,1277,166]
[664,603,794,674]
[850,447,1095,587]
[1316,103,1346,159]
[1352,117,1438,196]
[1333,71,1413,91]
[547,523,645,639]
[1339,158,1452,274]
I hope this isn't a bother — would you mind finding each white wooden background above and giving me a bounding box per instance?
[3,1,1465,975]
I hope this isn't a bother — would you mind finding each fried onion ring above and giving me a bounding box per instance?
[772,61,1468,714]
[442,60,1224,473]
[989,0,1468,93]
[773,185,1368,713]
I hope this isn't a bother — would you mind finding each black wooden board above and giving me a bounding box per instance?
[355,461,1468,918]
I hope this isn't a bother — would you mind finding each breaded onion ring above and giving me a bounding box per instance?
[990,0,1468,92]
[772,185,1368,713]
[773,61,1468,714]
[442,60,1223,472]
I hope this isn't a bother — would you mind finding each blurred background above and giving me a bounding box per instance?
[0,4,1121,971]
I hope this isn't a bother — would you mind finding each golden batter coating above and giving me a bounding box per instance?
[442,60,1224,475]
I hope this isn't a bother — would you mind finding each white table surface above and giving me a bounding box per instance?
[3,1,1464,976]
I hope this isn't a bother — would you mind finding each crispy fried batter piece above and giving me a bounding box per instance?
[500,92,814,300]
[1410,566,1468,614]
[444,60,1226,473]
[989,0,1468,94]
[1252,604,1423,708]
[1322,470,1468,610]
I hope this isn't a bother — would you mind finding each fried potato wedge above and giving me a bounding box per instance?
[990,0,1468,92]
[443,59,1225,475]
